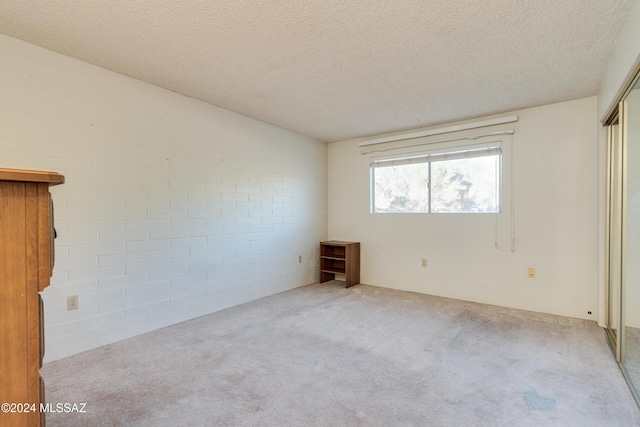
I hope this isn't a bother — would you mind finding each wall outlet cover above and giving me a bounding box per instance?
[67,295,79,310]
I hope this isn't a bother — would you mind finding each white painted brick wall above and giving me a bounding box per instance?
[0,34,327,362]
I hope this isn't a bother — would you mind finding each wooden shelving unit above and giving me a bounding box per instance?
[320,241,360,288]
[0,168,64,427]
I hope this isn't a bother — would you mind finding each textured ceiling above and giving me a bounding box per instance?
[0,1,634,142]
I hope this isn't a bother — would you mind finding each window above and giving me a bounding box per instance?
[371,144,501,213]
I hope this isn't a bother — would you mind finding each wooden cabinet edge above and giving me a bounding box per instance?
[0,168,64,185]
[0,168,64,427]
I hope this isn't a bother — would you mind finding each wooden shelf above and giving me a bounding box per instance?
[320,241,360,288]
[0,169,64,427]
[0,167,64,185]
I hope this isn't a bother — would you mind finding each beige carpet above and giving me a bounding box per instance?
[42,282,640,426]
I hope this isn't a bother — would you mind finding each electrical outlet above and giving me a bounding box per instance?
[527,267,536,279]
[67,295,79,310]
[421,259,428,268]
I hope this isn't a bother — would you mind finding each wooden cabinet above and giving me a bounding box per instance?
[319,241,360,288]
[0,168,64,427]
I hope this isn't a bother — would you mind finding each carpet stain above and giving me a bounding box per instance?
[523,388,556,410]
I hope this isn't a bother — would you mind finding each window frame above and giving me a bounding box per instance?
[369,137,506,214]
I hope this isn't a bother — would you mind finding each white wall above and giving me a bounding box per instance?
[598,1,640,123]
[328,97,598,319]
[0,34,327,362]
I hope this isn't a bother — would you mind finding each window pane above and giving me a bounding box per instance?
[430,155,499,213]
[373,163,429,213]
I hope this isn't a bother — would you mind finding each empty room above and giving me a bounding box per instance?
[2,1,640,426]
